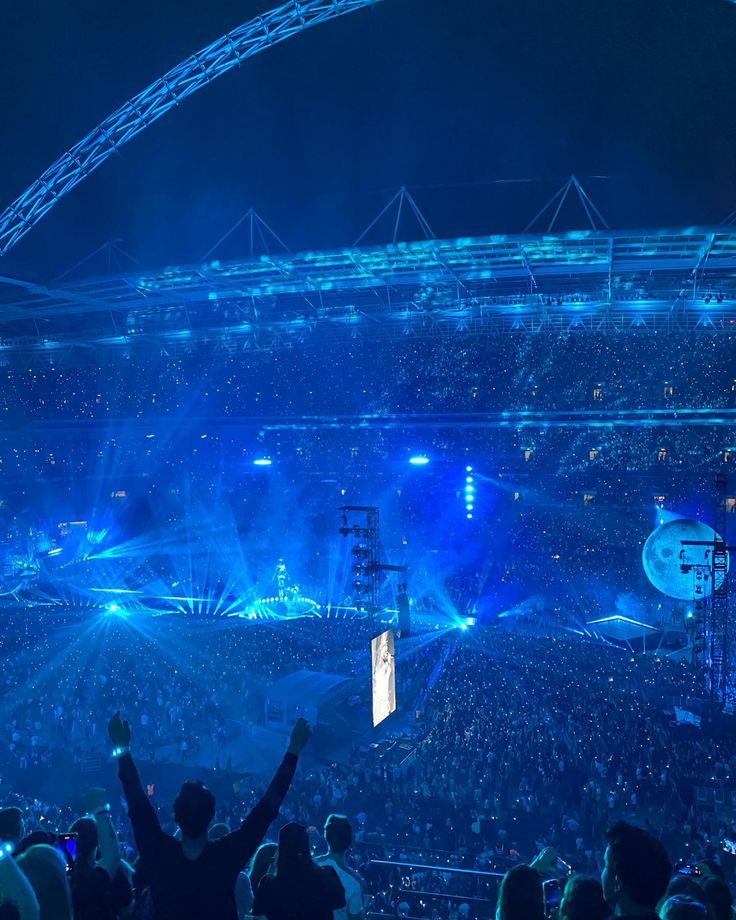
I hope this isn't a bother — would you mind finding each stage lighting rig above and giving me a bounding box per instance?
[339,506,380,614]
[338,506,407,621]
[679,474,736,705]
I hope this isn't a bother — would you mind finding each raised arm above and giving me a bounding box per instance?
[109,712,166,862]
[0,843,40,920]
[96,811,122,877]
[82,788,122,879]
[224,718,311,870]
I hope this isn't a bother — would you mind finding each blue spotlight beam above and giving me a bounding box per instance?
[0,0,383,256]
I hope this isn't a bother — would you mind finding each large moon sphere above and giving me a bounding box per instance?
[642,518,729,600]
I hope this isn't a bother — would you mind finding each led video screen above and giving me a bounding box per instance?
[371,628,396,727]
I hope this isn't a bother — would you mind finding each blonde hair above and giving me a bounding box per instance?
[17,844,73,920]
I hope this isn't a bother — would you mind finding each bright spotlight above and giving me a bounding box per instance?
[409,456,430,466]
[104,602,126,617]
[253,458,272,467]
[466,513,473,519]
[466,466,473,473]
[466,476,473,484]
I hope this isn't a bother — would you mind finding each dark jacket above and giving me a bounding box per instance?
[71,863,133,920]
[254,863,346,920]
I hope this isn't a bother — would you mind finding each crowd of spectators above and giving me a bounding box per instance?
[0,333,734,501]
[0,615,443,777]
[2,615,736,918]
[0,328,734,917]
[1,334,735,420]
[0,616,399,770]
[0,426,731,512]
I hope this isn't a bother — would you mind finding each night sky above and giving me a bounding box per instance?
[1,0,735,277]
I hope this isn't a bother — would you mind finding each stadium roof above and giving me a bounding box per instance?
[1,225,735,355]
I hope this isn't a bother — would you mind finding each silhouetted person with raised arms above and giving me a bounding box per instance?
[108,711,311,920]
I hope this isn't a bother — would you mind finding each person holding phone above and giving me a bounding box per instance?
[109,711,311,920]
[495,864,545,920]
[69,789,133,920]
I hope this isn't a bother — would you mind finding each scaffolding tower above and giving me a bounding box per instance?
[681,474,734,705]
[339,506,381,618]
[709,474,731,702]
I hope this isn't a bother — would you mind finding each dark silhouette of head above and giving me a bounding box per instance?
[701,876,732,920]
[277,823,313,878]
[697,858,725,880]
[659,895,709,920]
[173,781,216,839]
[664,876,703,902]
[0,807,23,848]
[324,815,353,855]
[69,817,98,863]
[14,830,57,857]
[560,875,609,920]
[602,821,671,913]
[496,865,544,920]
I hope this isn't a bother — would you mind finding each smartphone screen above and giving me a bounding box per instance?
[544,878,561,913]
[55,833,77,866]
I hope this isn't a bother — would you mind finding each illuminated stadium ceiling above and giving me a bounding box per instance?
[0,226,735,355]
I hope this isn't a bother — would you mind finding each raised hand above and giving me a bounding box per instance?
[287,717,312,755]
[108,712,132,747]
[530,846,558,874]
